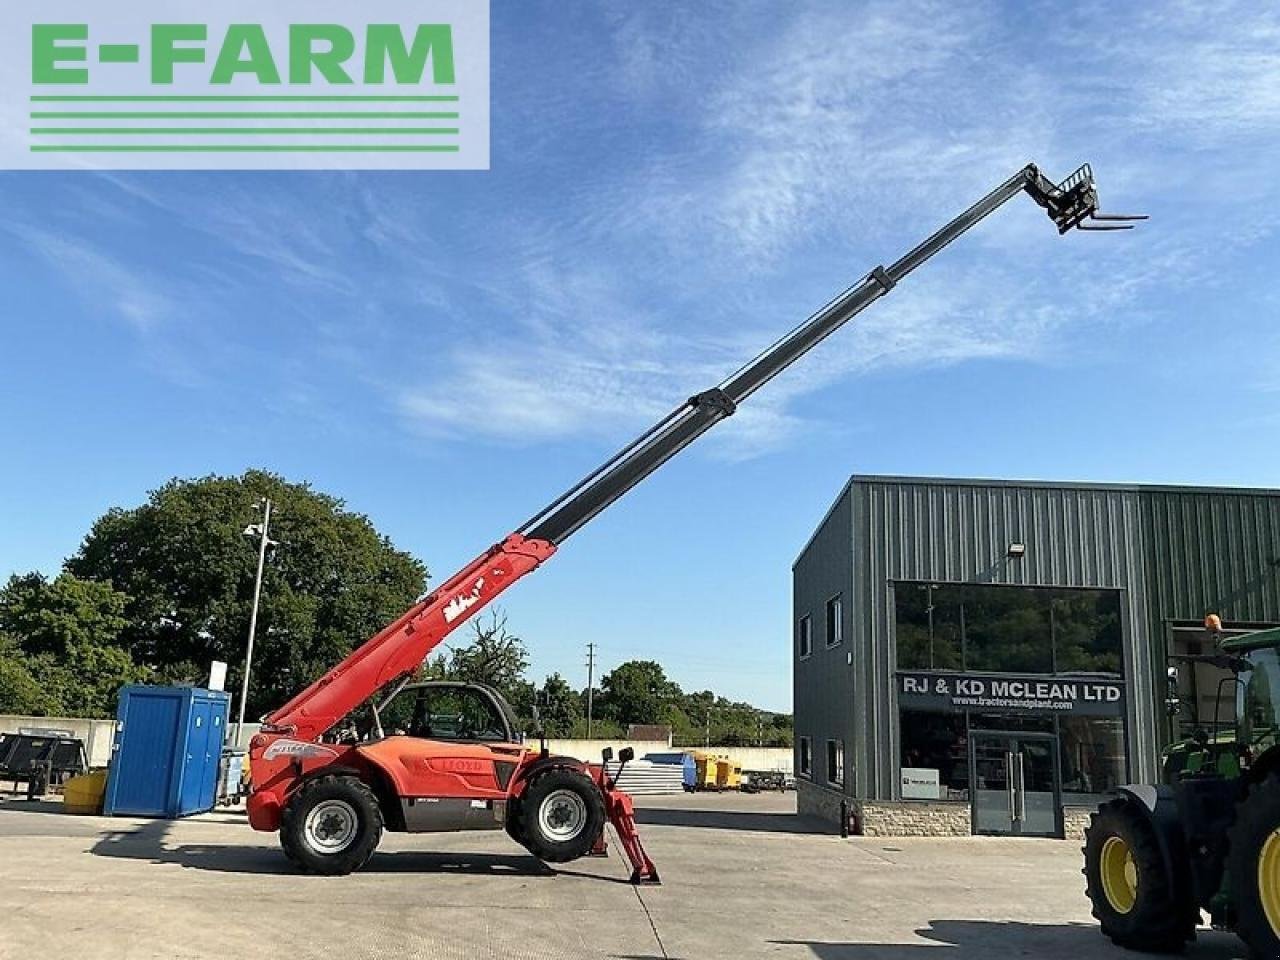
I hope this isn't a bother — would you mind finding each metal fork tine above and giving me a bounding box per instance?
[1078,222,1134,231]
[1091,213,1149,222]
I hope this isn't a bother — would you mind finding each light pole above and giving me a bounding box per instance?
[585,642,596,739]
[236,498,275,748]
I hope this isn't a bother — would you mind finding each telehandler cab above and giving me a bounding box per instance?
[246,162,1141,879]
[1084,617,1280,956]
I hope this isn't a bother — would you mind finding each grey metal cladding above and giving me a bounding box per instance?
[1140,489,1280,626]
[792,481,855,791]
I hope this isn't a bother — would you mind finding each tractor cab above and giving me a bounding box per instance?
[1227,629,1280,776]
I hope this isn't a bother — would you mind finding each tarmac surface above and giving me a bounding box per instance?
[0,790,1249,960]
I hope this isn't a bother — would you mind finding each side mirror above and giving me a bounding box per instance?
[619,747,635,763]
[601,747,614,764]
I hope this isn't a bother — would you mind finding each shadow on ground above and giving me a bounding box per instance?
[89,817,561,878]
[634,806,829,835]
[775,919,1247,959]
[0,798,67,814]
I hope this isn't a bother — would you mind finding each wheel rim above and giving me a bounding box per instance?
[1260,829,1280,937]
[1100,835,1139,915]
[304,799,358,854]
[538,788,588,842]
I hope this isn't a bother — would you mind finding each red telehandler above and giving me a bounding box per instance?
[246,163,1142,879]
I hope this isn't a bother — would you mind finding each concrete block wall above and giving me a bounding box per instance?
[796,778,845,827]
[1063,807,1093,842]
[856,801,971,837]
[800,778,1097,841]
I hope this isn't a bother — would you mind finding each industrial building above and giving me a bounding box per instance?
[793,476,1280,837]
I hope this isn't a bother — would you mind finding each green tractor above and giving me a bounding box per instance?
[1084,619,1280,956]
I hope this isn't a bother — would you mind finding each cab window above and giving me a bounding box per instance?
[382,686,512,743]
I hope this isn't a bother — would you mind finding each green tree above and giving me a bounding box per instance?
[537,672,582,736]
[442,609,529,696]
[0,573,145,717]
[0,635,55,715]
[0,572,129,657]
[600,660,680,726]
[67,469,427,718]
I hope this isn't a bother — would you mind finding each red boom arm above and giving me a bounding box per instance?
[262,534,555,742]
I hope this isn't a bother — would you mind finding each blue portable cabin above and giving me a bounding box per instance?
[104,686,230,818]
[643,751,696,790]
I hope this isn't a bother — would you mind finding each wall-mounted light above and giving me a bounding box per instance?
[1006,542,1026,559]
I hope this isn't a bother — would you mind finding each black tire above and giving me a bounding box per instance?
[505,798,527,847]
[1083,797,1197,953]
[518,768,605,863]
[280,774,383,876]
[1226,775,1280,959]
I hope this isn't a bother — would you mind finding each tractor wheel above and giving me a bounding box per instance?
[1083,797,1197,952]
[280,774,383,876]
[518,768,605,863]
[1226,775,1280,958]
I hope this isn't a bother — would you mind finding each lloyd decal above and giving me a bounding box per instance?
[262,739,340,761]
[443,577,485,623]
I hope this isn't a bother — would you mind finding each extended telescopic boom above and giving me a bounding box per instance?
[260,162,1141,743]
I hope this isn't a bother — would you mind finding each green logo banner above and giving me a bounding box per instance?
[5,0,489,169]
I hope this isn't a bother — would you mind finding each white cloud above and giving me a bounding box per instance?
[6,222,170,332]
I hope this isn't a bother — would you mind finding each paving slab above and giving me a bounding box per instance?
[0,791,1248,960]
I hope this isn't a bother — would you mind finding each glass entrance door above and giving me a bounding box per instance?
[970,733,1062,837]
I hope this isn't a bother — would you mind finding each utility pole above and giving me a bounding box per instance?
[705,705,712,748]
[585,642,596,739]
[236,498,274,748]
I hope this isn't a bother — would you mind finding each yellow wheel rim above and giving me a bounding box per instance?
[1261,829,1280,938]
[1100,835,1139,915]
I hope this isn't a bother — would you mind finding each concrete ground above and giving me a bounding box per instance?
[0,790,1247,960]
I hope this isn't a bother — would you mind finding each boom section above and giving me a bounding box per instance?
[520,162,1130,545]
[261,535,554,742]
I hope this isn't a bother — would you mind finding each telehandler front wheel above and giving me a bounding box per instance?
[280,774,383,875]
[518,768,605,864]
[1083,798,1196,953]
[1226,775,1280,958]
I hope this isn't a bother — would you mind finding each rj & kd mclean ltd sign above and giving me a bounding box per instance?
[897,671,1126,717]
[1,0,489,169]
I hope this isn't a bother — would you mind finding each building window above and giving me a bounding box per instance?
[1059,715,1127,803]
[899,710,968,801]
[797,615,812,659]
[826,739,844,785]
[893,582,1123,675]
[826,595,843,647]
[799,737,812,777]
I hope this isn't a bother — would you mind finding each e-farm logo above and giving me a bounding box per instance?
[2,1,489,169]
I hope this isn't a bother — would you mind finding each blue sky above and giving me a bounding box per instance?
[3,1,1280,712]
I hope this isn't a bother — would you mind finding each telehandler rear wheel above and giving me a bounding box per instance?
[280,774,383,876]
[1083,798,1196,953]
[518,768,605,863]
[1226,775,1280,958]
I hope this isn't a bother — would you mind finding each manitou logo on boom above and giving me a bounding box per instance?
[443,578,484,623]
